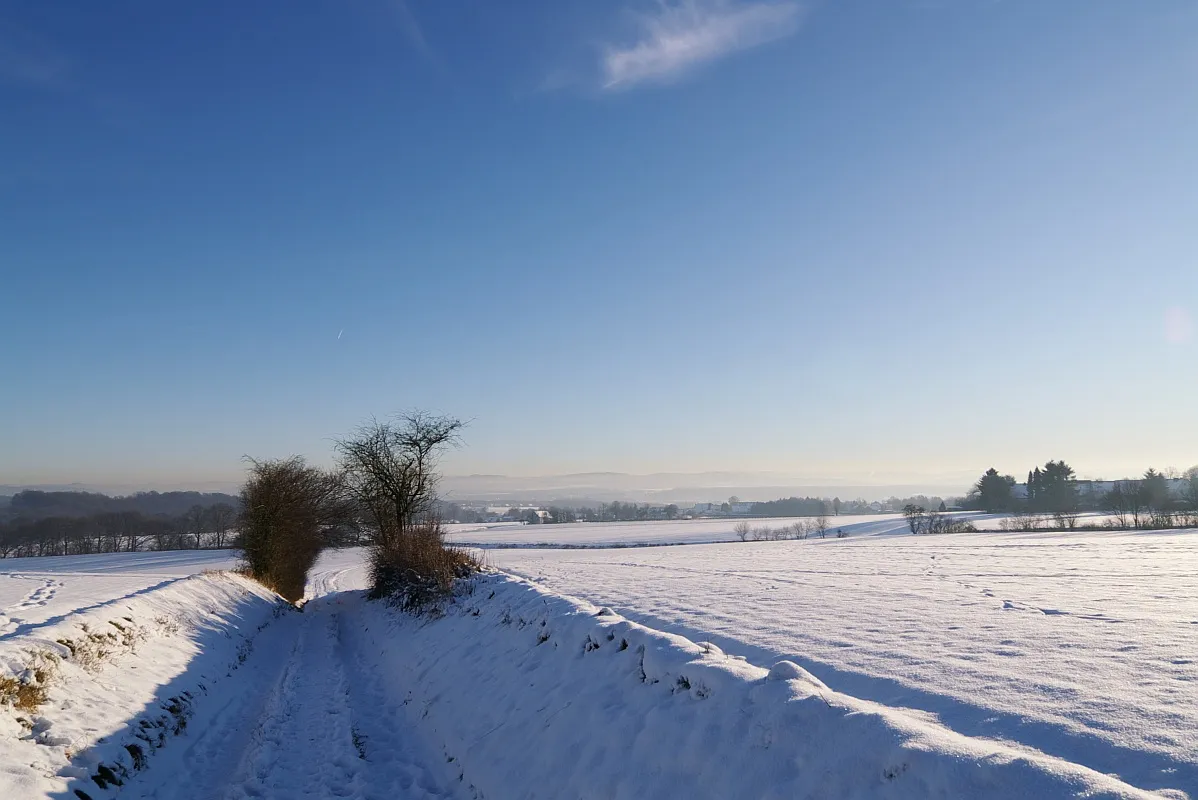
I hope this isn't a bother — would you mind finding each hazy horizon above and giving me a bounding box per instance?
[3,1,1195,489]
[4,462,1193,507]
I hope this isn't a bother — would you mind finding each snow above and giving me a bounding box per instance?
[444,513,940,548]
[0,570,281,798]
[3,530,1196,798]
[488,528,1198,795]
[0,551,241,637]
[352,570,1165,799]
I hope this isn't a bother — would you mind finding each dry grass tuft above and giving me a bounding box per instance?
[0,673,50,712]
[369,519,479,612]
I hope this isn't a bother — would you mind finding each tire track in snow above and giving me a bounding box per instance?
[330,594,471,800]
[120,613,303,800]
[223,609,361,800]
[122,594,464,800]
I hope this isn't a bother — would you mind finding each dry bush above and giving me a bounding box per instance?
[238,457,350,602]
[790,521,809,540]
[0,675,48,713]
[814,515,830,538]
[0,650,58,714]
[925,513,977,535]
[367,518,479,611]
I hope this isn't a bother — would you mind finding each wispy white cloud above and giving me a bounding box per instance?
[601,0,801,90]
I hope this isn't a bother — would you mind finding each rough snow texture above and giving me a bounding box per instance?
[491,529,1198,796]
[4,535,1194,799]
[119,589,466,800]
[363,571,1167,799]
[0,570,283,798]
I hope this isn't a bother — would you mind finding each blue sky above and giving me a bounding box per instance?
[2,0,1196,489]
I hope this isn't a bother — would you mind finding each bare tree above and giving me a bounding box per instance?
[733,521,752,542]
[815,514,830,539]
[208,503,237,549]
[184,505,206,549]
[337,413,464,539]
[336,412,476,605]
[902,504,926,535]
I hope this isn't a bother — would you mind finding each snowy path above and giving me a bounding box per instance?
[119,566,460,800]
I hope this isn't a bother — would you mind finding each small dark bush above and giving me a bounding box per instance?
[367,519,478,612]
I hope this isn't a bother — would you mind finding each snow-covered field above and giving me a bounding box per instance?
[445,513,934,547]
[444,512,1122,548]
[490,527,1198,795]
[2,522,1195,798]
[0,551,240,640]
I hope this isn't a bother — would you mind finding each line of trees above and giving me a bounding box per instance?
[0,503,238,559]
[901,505,977,535]
[1,490,239,522]
[967,462,1198,530]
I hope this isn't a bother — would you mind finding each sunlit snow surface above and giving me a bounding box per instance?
[0,550,240,639]
[486,527,1198,793]
[3,520,1196,795]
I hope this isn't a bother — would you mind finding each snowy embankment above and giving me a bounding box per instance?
[353,572,1168,799]
[492,529,1198,796]
[5,543,1190,798]
[0,570,286,798]
[0,551,242,638]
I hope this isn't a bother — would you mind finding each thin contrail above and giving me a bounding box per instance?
[337,329,343,340]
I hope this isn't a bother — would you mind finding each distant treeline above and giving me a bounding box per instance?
[0,491,244,558]
[2,490,240,522]
[736,495,948,517]
[965,462,1198,530]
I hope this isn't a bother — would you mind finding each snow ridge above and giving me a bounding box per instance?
[362,572,1177,799]
[0,572,287,798]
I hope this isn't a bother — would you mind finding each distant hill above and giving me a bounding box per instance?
[3,490,240,521]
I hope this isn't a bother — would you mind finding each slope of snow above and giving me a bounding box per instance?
[350,571,1166,799]
[1,550,469,800]
[0,571,284,798]
[490,529,1198,795]
[0,551,241,637]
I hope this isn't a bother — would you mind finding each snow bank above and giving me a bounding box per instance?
[0,571,287,798]
[350,573,1172,800]
[491,529,1198,792]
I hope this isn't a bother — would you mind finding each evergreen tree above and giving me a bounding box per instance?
[975,468,1016,512]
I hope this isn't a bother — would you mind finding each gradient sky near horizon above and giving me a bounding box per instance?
[2,0,1196,489]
